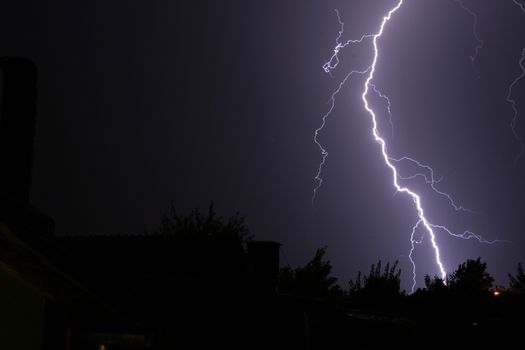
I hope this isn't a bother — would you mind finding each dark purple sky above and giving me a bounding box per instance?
[3,0,525,291]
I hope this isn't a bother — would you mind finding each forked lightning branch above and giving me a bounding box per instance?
[313,0,505,292]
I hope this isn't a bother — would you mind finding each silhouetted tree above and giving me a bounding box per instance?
[146,201,252,242]
[423,275,447,294]
[348,271,362,294]
[447,257,493,296]
[278,246,341,298]
[349,260,402,298]
[508,262,525,294]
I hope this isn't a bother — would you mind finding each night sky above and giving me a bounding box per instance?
[3,0,525,291]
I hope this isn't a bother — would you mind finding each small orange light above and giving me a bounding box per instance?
[493,290,500,297]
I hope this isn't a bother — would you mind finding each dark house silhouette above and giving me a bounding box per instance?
[0,57,322,350]
[51,236,285,349]
[0,57,122,350]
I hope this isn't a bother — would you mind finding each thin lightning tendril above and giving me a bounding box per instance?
[455,0,525,160]
[390,156,474,213]
[322,9,374,75]
[314,0,503,293]
[508,0,525,161]
[507,48,525,162]
[370,83,394,139]
[312,67,371,206]
[312,8,374,206]
[454,0,483,77]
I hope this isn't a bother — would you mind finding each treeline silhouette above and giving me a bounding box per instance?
[147,203,524,349]
[278,246,524,349]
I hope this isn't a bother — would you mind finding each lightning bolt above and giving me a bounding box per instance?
[362,0,450,292]
[454,0,483,77]
[508,0,525,161]
[314,0,504,293]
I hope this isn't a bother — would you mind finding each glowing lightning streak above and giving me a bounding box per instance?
[361,0,448,287]
[315,0,504,293]
[363,1,506,292]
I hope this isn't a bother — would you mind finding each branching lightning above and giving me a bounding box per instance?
[454,0,483,77]
[312,8,374,206]
[314,0,503,292]
[312,68,371,206]
[322,9,374,75]
[390,156,474,213]
[362,0,450,291]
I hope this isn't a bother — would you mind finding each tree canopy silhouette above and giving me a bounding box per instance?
[278,246,341,298]
[423,275,447,294]
[447,257,493,295]
[146,201,251,242]
[508,262,525,294]
[423,257,494,298]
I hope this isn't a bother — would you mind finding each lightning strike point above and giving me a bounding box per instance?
[315,0,501,292]
[360,0,448,290]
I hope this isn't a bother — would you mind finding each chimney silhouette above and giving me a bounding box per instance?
[0,57,38,202]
